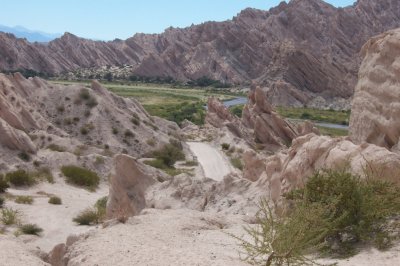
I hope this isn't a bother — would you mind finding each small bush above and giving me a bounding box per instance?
[80,127,89,135]
[32,167,54,183]
[73,208,99,225]
[79,88,90,100]
[183,160,199,167]
[19,224,43,236]
[47,144,66,152]
[18,152,31,162]
[1,208,20,225]
[61,165,100,190]
[124,130,135,138]
[86,97,98,108]
[151,143,185,167]
[0,175,9,192]
[95,196,108,219]
[15,196,33,205]
[5,170,36,187]
[131,117,140,126]
[112,127,119,135]
[146,139,156,147]
[0,197,4,208]
[221,143,230,150]
[230,157,243,170]
[48,196,62,205]
[57,105,65,113]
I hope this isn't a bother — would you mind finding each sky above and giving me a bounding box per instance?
[0,0,356,40]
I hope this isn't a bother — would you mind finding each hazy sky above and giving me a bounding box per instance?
[1,0,356,40]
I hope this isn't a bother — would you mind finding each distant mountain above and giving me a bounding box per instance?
[0,0,400,107]
[0,24,60,42]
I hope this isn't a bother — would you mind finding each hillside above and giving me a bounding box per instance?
[0,0,400,106]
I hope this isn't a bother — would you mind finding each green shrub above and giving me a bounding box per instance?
[73,208,99,225]
[86,97,98,108]
[95,196,108,219]
[230,157,243,170]
[79,88,90,100]
[1,208,20,225]
[61,165,99,190]
[0,197,4,208]
[18,152,31,162]
[183,160,199,166]
[235,170,400,264]
[124,130,135,138]
[32,167,54,183]
[48,196,62,205]
[5,170,36,187]
[221,143,230,150]
[146,139,156,147]
[15,196,33,205]
[0,175,9,192]
[19,224,43,235]
[131,117,140,126]
[47,144,66,152]
[80,127,89,135]
[112,127,119,135]
[151,143,185,167]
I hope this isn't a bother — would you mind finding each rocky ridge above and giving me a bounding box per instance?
[1,0,400,106]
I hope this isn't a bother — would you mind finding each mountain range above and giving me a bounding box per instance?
[0,0,399,106]
[0,24,60,42]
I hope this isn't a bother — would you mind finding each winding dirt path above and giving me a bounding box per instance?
[187,142,233,181]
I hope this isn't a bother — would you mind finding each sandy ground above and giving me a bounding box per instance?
[317,244,400,266]
[187,142,233,181]
[63,208,248,266]
[4,179,108,252]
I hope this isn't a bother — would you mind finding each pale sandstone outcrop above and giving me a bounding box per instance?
[106,155,169,219]
[350,29,400,151]
[206,86,318,152]
[243,134,400,207]
[0,117,36,153]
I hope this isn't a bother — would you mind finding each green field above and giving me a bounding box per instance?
[276,106,350,126]
[51,80,241,125]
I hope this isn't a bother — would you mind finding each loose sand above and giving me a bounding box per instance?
[4,179,108,252]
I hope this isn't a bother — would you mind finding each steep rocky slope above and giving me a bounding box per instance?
[350,28,400,150]
[1,0,400,106]
[0,73,177,174]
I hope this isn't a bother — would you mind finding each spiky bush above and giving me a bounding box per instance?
[0,174,9,192]
[61,165,99,191]
[19,224,43,236]
[234,170,400,265]
[1,208,20,225]
[15,196,34,205]
[5,170,36,187]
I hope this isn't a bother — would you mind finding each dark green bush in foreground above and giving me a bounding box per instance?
[61,165,99,190]
[234,171,400,265]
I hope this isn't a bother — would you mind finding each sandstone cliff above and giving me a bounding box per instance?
[350,28,400,151]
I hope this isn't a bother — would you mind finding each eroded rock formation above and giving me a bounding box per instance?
[350,29,400,151]
[107,155,166,219]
